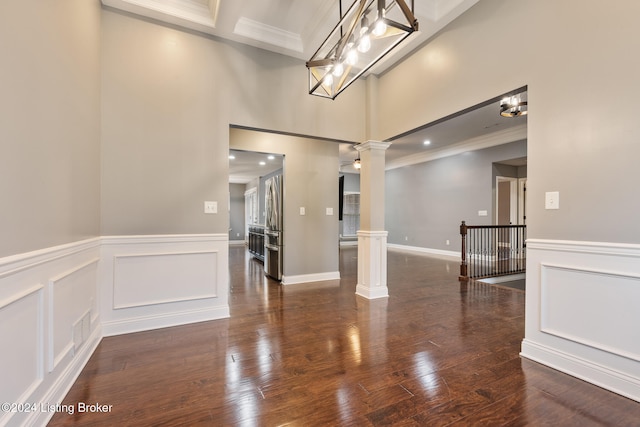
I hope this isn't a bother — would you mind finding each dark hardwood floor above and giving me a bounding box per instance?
[48,246,640,426]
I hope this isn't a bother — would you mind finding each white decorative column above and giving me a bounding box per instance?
[355,140,391,299]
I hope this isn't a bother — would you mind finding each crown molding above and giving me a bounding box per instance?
[102,0,218,31]
[234,17,303,53]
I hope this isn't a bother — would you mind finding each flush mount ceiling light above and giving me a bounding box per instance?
[306,0,418,99]
[500,95,528,117]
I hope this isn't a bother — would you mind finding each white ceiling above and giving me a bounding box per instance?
[229,150,283,184]
[101,0,527,182]
[338,93,528,173]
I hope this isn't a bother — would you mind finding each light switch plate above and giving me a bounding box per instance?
[478,210,488,217]
[300,207,305,215]
[545,191,560,210]
[204,201,217,214]
[326,207,334,215]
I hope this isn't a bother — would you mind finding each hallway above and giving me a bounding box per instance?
[49,247,640,426]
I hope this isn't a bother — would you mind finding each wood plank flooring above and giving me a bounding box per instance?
[48,246,640,426]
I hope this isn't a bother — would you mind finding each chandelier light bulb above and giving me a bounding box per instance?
[332,61,344,77]
[346,48,358,65]
[324,72,333,86]
[373,10,387,37]
[357,34,371,53]
[373,20,387,36]
[360,15,369,35]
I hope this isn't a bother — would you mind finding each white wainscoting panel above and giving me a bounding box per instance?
[540,264,640,362]
[101,235,230,336]
[522,239,640,403]
[0,286,43,410]
[113,251,217,309]
[49,258,99,373]
[0,238,101,427]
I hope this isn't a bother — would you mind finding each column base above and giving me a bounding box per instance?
[355,230,388,299]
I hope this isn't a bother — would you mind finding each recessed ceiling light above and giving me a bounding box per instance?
[259,161,266,166]
[268,155,275,160]
[423,140,431,146]
[228,154,235,159]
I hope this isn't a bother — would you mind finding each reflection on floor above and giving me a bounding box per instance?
[48,247,640,426]
[476,273,526,291]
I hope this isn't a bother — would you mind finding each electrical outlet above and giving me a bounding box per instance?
[446,240,450,245]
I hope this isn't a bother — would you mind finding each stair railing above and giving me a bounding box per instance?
[459,221,526,281]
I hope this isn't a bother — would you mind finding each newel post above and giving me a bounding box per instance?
[459,221,468,281]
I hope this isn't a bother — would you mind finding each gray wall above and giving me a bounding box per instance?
[377,0,640,244]
[385,141,527,251]
[100,8,365,238]
[0,0,101,258]
[229,183,246,241]
[231,128,340,277]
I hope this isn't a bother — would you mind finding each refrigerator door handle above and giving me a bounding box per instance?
[265,244,279,251]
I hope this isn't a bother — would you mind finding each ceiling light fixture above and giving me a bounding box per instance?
[500,95,528,117]
[306,0,418,99]
[423,140,431,146]
[353,157,361,169]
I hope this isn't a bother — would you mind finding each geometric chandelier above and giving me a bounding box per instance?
[306,0,419,99]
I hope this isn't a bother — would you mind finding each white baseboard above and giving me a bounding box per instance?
[387,243,459,259]
[356,283,389,299]
[281,271,340,285]
[521,339,640,402]
[102,305,229,337]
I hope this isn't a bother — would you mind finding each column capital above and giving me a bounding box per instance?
[355,141,391,152]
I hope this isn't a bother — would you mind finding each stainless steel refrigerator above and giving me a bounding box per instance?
[264,174,283,281]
